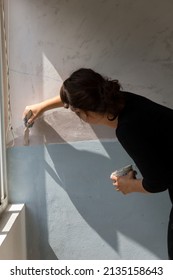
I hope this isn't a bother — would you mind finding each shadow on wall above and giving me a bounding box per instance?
[7,141,58,260]
[8,118,171,259]
[42,123,169,259]
[39,120,171,259]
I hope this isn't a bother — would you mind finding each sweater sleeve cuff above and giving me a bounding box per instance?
[142,178,168,193]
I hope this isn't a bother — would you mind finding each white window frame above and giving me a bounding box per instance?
[0,1,8,215]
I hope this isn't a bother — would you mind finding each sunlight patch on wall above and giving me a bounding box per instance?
[42,53,63,100]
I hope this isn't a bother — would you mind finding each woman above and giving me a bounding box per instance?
[23,68,173,259]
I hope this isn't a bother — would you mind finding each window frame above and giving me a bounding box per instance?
[0,0,8,215]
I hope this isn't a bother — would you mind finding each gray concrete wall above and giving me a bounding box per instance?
[6,0,173,259]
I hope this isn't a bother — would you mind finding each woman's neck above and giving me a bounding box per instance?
[98,114,118,128]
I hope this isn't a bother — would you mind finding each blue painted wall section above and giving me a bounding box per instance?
[7,140,171,259]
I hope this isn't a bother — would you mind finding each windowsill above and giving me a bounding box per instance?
[0,204,27,259]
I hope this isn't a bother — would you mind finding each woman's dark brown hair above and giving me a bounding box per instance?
[60,68,125,120]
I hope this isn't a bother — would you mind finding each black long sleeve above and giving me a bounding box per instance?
[116,92,173,193]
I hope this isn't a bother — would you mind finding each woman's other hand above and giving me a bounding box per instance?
[110,170,148,194]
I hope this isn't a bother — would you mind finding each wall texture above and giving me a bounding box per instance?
[7,141,171,259]
[8,0,173,146]
[6,0,173,259]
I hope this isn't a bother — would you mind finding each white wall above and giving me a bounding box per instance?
[7,0,173,146]
[6,0,173,259]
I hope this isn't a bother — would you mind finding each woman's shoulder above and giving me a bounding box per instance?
[121,91,154,104]
[117,91,173,137]
[120,91,173,116]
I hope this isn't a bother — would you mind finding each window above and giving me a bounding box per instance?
[0,0,8,214]
[0,66,8,214]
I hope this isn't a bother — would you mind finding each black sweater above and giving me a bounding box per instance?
[116,92,173,193]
